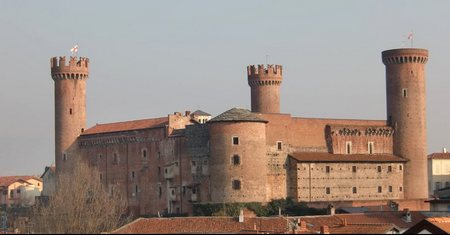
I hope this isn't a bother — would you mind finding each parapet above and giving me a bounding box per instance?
[247,64,282,77]
[50,56,89,80]
[382,48,428,65]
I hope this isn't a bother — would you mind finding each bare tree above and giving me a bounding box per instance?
[31,159,130,234]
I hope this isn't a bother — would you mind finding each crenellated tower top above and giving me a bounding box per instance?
[50,56,89,80]
[247,64,283,113]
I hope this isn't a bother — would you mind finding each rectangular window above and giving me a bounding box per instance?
[389,186,393,192]
[346,141,352,154]
[377,166,382,173]
[399,165,403,171]
[277,141,282,150]
[388,166,392,173]
[403,88,408,97]
[326,187,331,194]
[368,142,374,154]
[232,136,239,145]
[378,186,382,193]
[326,166,330,173]
[352,187,357,194]
[232,180,241,190]
[352,166,357,173]
[16,189,21,194]
[399,186,403,192]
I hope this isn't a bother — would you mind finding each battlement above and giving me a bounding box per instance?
[50,56,89,80]
[247,64,282,77]
[382,48,428,65]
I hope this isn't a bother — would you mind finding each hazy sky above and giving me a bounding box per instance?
[1,1,449,176]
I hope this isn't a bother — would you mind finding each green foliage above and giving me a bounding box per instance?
[193,198,327,217]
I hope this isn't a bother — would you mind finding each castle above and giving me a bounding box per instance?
[49,48,430,215]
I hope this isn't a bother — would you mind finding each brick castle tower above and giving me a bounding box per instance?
[382,48,429,201]
[247,64,283,113]
[50,56,89,174]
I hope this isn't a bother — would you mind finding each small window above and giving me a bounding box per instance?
[131,171,135,179]
[378,186,382,193]
[352,187,357,194]
[182,186,186,195]
[277,141,282,151]
[192,161,196,166]
[69,108,73,115]
[368,142,374,154]
[232,136,239,145]
[100,173,103,180]
[388,166,392,173]
[399,186,403,192]
[377,166,382,173]
[403,88,408,97]
[158,186,162,198]
[399,165,403,171]
[158,167,161,176]
[232,155,241,166]
[10,190,14,198]
[326,187,331,194]
[352,166,357,173]
[389,186,393,192]
[346,141,352,154]
[142,149,147,159]
[326,166,330,173]
[62,154,67,161]
[16,189,21,194]
[113,153,118,165]
[232,180,241,190]
[135,185,138,195]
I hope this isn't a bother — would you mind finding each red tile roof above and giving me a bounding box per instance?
[0,176,41,187]
[426,217,450,233]
[81,117,168,135]
[289,152,408,163]
[428,152,450,160]
[111,211,423,234]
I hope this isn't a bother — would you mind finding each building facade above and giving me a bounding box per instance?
[428,149,450,197]
[49,48,430,216]
[0,176,43,207]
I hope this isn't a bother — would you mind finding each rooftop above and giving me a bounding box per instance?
[289,152,408,163]
[81,117,168,135]
[0,176,41,187]
[428,152,450,160]
[209,108,268,123]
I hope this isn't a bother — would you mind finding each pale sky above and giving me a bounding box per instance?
[1,0,449,176]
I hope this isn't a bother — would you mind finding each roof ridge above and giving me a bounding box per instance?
[93,116,167,126]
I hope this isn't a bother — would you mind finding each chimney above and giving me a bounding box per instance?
[403,208,412,223]
[320,225,330,234]
[238,209,244,223]
[327,204,335,216]
[443,148,448,153]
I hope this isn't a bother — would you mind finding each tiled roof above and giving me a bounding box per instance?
[81,117,168,135]
[428,152,450,160]
[289,152,408,163]
[209,108,268,123]
[111,211,423,234]
[426,217,450,233]
[191,110,211,116]
[0,176,41,187]
[328,223,398,234]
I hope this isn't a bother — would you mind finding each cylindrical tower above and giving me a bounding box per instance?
[50,56,89,175]
[382,48,428,200]
[208,108,268,203]
[247,64,282,113]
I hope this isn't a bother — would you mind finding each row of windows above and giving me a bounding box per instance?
[233,136,284,151]
[345,141,375,154]
[324,165,402,173]
[325,186,402,194]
